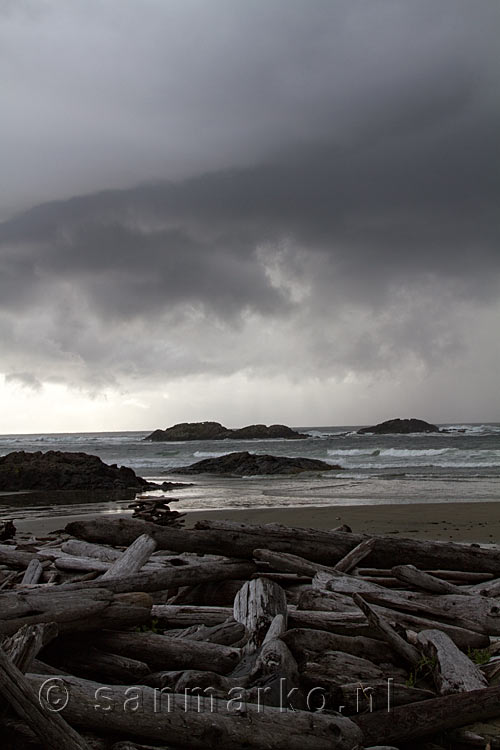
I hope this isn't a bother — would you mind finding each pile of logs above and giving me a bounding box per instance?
[3,517,500,748]
[129,496,186,527]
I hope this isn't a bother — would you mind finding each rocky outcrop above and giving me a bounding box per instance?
[169,451,340,476]
[145,421,308,441]
[357,418,440,435]
[0,450,150,491]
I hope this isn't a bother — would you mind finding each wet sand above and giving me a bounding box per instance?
[15,501,500,544]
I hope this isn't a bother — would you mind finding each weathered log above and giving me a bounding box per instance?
[168,579,246,606]
[352,593,421,667]
[468,577,500,597]
[354,684,500,746]
[0,546,40,569]
[168,618,248,647]
[301,652,390,687]
[0,589,152,635]
[288,609,375,637]
[20,559,43,586]
[0,647,90,750]
[369,602,489,650]
[2,622,58,673]
[54,555,111,573]
[331,680,434,715]
[61,539,123,562]
[334,538,377,573]
[416,628,488,694]
[391,564,466,595]
[44,644,151,684]
[93,630,241,674]
[57,559,257,594]
[360,590,500,635]
[151,604,231,627]
[253,548,338,577]
[263,613,287,643]
[297,588,362,613]
[26,673,364,750]
[101,534,157,580]
[233,578,287,654]
[248,624,305,709]
[282,627,395,664]
[198,519,500,575]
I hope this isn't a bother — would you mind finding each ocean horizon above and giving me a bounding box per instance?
[1,422,499,527]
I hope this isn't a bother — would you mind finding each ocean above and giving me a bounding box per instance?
[1,423,499,527]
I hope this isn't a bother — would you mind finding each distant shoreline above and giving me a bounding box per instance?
[14,500,500,545]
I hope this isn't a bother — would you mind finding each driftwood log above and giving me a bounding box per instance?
[26,673,364,750]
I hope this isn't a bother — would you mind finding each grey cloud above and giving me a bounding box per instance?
[0,0,498,397]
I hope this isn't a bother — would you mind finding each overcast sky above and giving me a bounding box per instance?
[0,0,499,432]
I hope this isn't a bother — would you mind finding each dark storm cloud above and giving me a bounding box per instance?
[0,0,499,390]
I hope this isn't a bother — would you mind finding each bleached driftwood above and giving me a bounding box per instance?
[282,627,395,664]
[2,622,58,673]
[333,538,377,573]
[101,533,157,579]
[417,628,488,694]
[20,559,44,586]
[391,564,466,595]
[26,673,364,750]
[0,647,90,750]
[233,578,287,654]
[355,683,500,746]
[93,630,241,674]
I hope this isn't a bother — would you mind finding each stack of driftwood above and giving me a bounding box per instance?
[2,517,500,749]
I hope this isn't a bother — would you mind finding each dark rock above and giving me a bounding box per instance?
[357,418,440,435]
[145,421,308,441]
[169,451,341,476]
[0,520,16,541]
[0,450,150,492]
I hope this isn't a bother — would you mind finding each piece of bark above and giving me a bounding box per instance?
[101,533,157,579]
[20,559,43,586]
[93,630,241,674]
[352,593,422,667]
[334,537,377,573]
[282,627,395,664]
[26,673,364,750]
[2,622,58,673]
[233,578,287,654]
[355,684,500,746]
[417,628,488,694]
[0,647,90,750]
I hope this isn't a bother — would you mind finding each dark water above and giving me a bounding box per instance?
[1,423,499,525]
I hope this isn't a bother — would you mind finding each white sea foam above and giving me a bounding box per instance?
[193,450,233,458]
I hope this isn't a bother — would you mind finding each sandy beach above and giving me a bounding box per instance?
[14,500,500,544]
